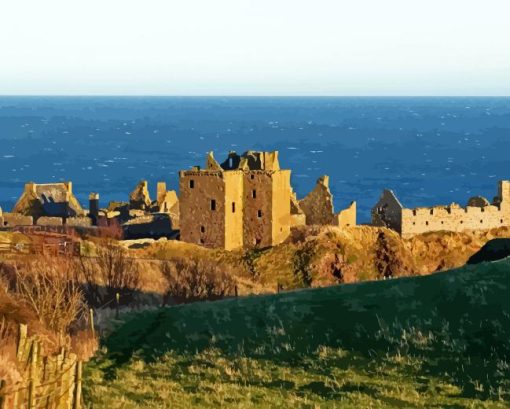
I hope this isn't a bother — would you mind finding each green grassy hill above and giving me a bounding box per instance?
[84,259,510,408]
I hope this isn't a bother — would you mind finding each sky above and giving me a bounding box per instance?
[0,0,509,96]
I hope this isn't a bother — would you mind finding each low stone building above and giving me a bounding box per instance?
[372,180,510,237]
[13,182,85,222]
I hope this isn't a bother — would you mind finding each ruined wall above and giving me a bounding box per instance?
[129,181,152,210]
[123,214,177,240]
[401,204,510,238]
[66,217,93,227]
[2,212,33,227]
[334,201,357,227]
[243,171,274,248]
[289,191,306,227]
[299,176,335,225]
[36,216,63,226]
[271,170,291,246]
[394,181,510,238]
[371,190,403,234]
[155,186,180,229]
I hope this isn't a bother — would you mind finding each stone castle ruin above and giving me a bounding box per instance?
[298,175,356,228]
[372,180,510,238]
[5,152,510,249]
[2,182,91,227]
[179,150,357,250]
[179,151,291,250]
[1,150,357,249]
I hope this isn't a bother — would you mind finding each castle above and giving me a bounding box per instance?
[179,151,291,250]
[178,150,357,250]
[372,180,510,238]
[3,152,509,248]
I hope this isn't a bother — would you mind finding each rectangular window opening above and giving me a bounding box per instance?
[189,180,195,189]
[232,202,236,213]
[258,210,262,218]
[252,190,257,199]
[211,199,216,211]
[200,226,205,233]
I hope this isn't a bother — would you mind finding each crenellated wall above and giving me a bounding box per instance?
[401,203,510,237]
[373,181,510,238]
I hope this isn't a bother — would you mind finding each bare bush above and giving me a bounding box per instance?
[161,258,236,304]
[12,260,85,337]
[77,240,140,307]
[0,316,21,384]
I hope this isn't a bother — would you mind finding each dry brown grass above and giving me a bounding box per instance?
[160,258,236,304]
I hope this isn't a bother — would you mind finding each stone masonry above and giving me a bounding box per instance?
[372,180,510,238]
[179,151,291,250]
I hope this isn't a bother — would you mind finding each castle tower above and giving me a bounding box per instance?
[179,151,291,250]
[179,169,243,250]
[89,193,100,225]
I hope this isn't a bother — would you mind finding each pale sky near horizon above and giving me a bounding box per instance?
[0,0,509,96]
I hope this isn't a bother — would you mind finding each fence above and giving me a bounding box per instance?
[0,324,82,409]
[0,241,80,257]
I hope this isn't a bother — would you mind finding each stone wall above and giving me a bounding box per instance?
[123,213,177,240]
[36,216,63,226]
[299,176,335,225]
[401,203,510,238]
[334,201,357,227]
[2,212,33,227]
[224,172,244,250]
[129,181,152,210]
[180,170,242,250]
[372,181,510,237]
[66,217,93,227]
[243,171,275,248]
[372,189,404,233]
[271,170,291,246]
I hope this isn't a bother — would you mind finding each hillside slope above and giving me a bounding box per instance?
[85,259,510,408]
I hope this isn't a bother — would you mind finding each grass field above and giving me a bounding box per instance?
[84,259,510,408]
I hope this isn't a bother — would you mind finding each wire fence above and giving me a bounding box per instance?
[0,324,83,409]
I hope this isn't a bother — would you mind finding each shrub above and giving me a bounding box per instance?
[12,259,85,337]
[161,258,236,304]
[77,240,140,307]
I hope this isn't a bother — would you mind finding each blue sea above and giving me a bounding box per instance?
[1,97,509,223]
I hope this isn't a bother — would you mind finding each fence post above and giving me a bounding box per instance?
[72,361,82,409]
[115,293,120,319]
[17,323,28,361]
[28,341,38,409]
[89,309,95,338]
[0,379,6,409]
